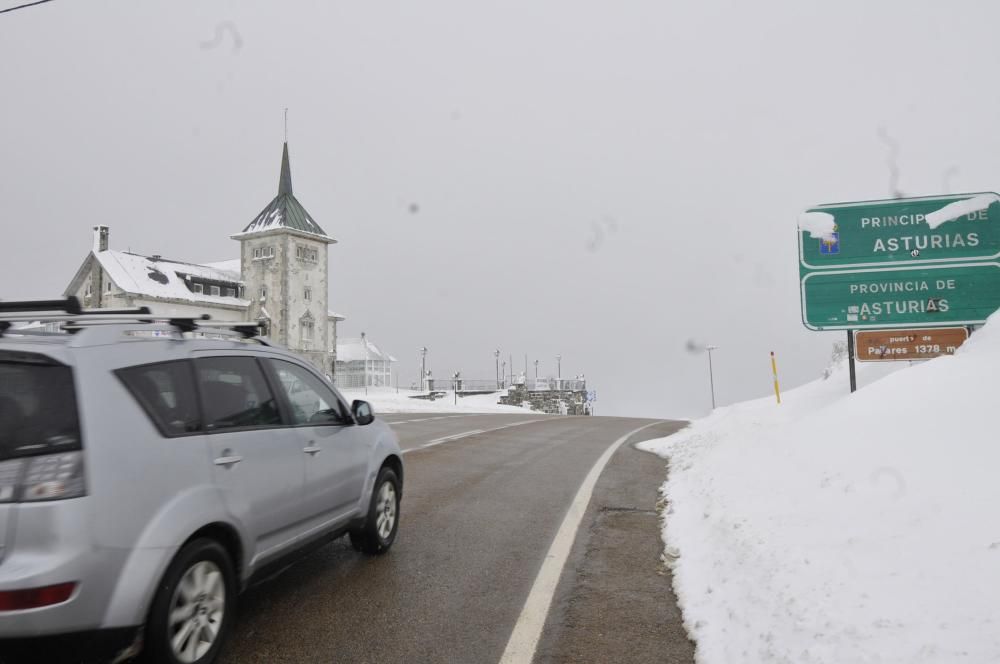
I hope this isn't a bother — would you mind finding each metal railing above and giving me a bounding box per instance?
[524,378,586,392]
[412,377,587,393]
[425,378,499,392]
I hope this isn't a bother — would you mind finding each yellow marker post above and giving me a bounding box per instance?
[770,351,781,404]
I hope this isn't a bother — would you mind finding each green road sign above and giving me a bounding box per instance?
[799,193,1000,271]
[801,262,1000,330]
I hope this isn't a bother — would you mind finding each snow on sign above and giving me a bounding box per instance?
[854,327,969,362]
[798,192,1000,271]
[799,193,1000,330]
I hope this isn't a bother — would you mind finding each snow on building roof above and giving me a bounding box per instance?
[328,311,346,321]
[96,251,249,307]
[198,259,241,280]
[337,337,396,363]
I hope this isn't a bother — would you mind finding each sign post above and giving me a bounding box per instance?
[846,331,857,393]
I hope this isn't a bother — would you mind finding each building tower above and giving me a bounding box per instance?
[233,142,338,372]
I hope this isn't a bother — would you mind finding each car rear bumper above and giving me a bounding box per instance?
[0,545,129,638]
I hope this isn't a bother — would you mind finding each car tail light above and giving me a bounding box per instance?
[0,582,77,611]
[0,452,86,503]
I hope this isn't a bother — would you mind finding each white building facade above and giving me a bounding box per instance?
[335,336,397,389]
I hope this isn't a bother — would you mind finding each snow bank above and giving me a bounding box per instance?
[640,323,1000,663]
[339,387,533,414]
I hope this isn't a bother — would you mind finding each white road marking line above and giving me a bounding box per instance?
[399,419,546,455]
[497,420,664,664]
[422,429,485,448]
[389,415,466,424]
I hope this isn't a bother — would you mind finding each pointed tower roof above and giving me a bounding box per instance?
[234,142,336,243]
[278,142,293,196]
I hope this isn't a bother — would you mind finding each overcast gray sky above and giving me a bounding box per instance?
[3,0,999,418]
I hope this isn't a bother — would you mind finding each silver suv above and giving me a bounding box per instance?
[0,298,403,664]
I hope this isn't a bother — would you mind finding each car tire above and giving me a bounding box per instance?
[143,538,236,664]
[349,467,400,555]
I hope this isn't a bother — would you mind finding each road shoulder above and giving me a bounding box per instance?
[534,421,695,664]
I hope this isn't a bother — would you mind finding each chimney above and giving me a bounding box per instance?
[93,225,109,253]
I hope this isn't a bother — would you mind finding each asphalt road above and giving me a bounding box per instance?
[217,413,694,664]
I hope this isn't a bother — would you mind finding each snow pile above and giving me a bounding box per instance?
[924,193,999,229]
[640,320,1000,663]
[797,211,837,241]
[339,387,533,414]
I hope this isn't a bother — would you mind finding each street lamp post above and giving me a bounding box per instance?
[501,360,506,388]
[361,332,368,396]
[494,349,500,389]
[533,359,539,379]
[705,345,719,409]
[419,346,428,392]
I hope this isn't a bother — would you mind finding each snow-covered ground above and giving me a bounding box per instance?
[339,387,533,414]
[640,317,1000,663]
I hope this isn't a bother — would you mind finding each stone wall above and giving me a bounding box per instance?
[499,385,591,415]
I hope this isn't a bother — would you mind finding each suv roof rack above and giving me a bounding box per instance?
[0,296,152,317]
[0,297,268,343]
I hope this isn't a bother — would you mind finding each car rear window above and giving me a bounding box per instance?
[0,353,82,461]
[117,360,201,436]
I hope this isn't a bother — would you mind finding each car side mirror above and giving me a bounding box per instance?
[352,400,374,426]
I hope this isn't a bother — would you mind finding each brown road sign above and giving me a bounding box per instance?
[855,327,970,362]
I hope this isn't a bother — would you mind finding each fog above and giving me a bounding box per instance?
[3,0,999,417]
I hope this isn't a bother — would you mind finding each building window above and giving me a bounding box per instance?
[304,287,311,301]
[259,286,267,300]
[225,287,235,297]
[84,282,92,296]
[238,285,245,298]
[193,283,204,294]
[301,320,314,348]
[210,285,221,296]
[296,246,318,262]
[105,281,112,293]
[253,246,274,260]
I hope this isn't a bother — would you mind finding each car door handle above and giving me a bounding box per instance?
[214,454,243,468]
[303,446,322,456]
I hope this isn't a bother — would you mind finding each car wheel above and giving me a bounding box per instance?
[349,467,400,555]
[144,538,236,664]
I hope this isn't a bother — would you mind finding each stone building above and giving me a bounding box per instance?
[63,142,346,374]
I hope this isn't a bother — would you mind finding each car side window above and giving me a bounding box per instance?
[117,360,200,436]
[268,359,350,426]
[194,357,282,431]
